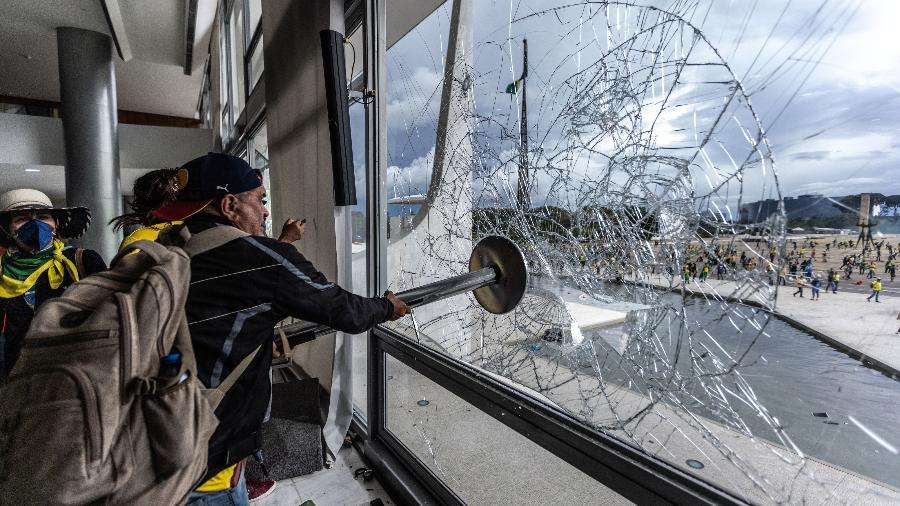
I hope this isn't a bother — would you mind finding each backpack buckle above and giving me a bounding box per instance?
[132,377,159,396]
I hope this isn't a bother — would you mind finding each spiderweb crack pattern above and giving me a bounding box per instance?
[382,1,891,503]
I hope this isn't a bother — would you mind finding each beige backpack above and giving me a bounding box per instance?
[0,226,249,505]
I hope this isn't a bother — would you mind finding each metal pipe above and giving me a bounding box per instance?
[396,266,497,309]
[297,266,499,340]
[280,235,528,347]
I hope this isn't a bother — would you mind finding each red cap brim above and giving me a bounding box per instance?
[150,199,213,222]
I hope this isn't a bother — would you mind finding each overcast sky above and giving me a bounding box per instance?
[365,0,900,212]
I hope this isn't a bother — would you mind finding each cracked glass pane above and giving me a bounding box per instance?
[384,1,900,503]
[384,355,631,505]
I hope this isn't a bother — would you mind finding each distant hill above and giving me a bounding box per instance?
[739,193,900,231]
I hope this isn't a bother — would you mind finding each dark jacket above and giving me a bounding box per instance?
[0,247,107,378]
[182,216,393,474]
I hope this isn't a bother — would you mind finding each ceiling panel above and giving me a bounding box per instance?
[0,0,216,118]
[387,0,447,48]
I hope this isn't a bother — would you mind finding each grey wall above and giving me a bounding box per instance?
[0,112,213,204]
[261,0,338,277]
[261,0,349,399]
[0,113,212,169]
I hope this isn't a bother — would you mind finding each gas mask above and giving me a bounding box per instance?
[15,219,55,253]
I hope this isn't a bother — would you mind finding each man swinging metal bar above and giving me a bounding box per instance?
[284,235,529,345]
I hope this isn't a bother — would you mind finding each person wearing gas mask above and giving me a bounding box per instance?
[0,189,106,379]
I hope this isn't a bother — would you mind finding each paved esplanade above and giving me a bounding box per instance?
[639,274,900,374]
[381,306,900,504]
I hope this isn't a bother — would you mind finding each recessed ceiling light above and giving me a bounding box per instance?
[24,168,40,172]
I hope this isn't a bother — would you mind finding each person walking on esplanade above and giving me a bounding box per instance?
[699,262,710,282]
[866,277,883,303]
[810,275,821,300]
[0,189,106,379]
[792,275,806,298]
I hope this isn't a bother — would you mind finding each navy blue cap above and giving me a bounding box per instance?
[176,152,262,200]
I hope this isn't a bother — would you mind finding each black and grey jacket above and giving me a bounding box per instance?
[183,216,393,474]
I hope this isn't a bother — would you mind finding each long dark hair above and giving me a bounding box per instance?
[110,168,180,231]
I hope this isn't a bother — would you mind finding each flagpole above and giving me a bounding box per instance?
[516,39,530,212]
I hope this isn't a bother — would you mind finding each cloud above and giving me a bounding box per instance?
[790,150,830,161]
[387,66,442,121]
[387,147,435,199]
[382,0,900,207]
[793,177,887,196]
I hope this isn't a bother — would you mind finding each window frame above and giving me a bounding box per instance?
[218,0,235,143]
[217,0,265,146]
[348,1,750,504]
[243,0,265,98]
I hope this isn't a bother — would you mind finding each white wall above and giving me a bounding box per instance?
[0,113,66,166]
[0,112,212,200]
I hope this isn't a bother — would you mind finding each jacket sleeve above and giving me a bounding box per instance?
[268,240,394,334]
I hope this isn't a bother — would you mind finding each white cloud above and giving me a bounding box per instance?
[387,66,443,125]
[782,132,895,160]
[793,177,886,196]
[816,0,900,90]
[388,147,435,199]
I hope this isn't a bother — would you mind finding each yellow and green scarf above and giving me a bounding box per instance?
[0,240,79,299]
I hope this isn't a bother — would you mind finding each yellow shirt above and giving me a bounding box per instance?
[119,221,183,250]
[872,281,883,291]
[194,465,237,493]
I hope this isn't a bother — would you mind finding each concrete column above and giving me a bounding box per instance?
[261,1,339,274]
[57,27,122,261]
[261,0,349,459]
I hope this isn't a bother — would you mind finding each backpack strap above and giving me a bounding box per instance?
[182,226,249,257]
[111,239,175,267]
[276,327,292,360]
[74,248,86,279]
[205,344,262,410]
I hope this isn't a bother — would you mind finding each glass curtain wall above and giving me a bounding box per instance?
[384,355,629,504]
[218,0,265,146]
[217,14,231,143]
[228,3,245,119]
[347,22,370,418]
[246,0,265,93]
[375,0,900,504]
[247,123,272,236]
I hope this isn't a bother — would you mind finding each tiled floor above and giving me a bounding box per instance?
[255,445,394,506]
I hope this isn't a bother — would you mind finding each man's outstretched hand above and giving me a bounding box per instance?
[384,291,410,320]
[278,218,306,243]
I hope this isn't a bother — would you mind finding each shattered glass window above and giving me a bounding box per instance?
[384,355,631,504]
[384,1,900,503]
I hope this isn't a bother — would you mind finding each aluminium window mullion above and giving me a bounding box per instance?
[365,0,388,441]
[241,0,252,100]
[221,0,236,143]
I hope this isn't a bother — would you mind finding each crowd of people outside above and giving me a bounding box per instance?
[656,235,897,304]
